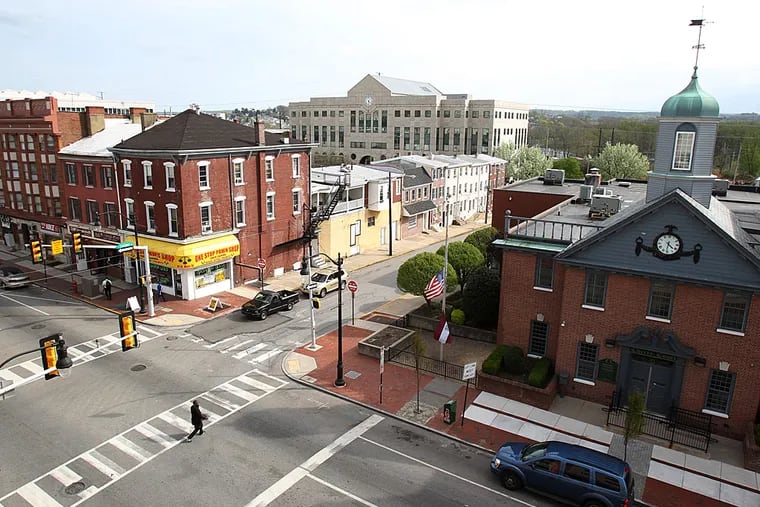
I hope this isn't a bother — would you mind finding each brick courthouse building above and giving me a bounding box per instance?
[493,68,760,439]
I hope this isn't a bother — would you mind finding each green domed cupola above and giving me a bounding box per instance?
[660,67,720,118]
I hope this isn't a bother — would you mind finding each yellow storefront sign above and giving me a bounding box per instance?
[123,235,240,270]
[50,239,63,255]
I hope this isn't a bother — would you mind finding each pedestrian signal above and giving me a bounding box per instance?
[31,240,43,264]
[119,311,139,351]
[72,232,82,253]
[39,334,62,380]
[312,298,321,309]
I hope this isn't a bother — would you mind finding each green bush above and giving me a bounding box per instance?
[451,308,465,325]
[527,358,554,388]
[482,345,508,375]
[502,346,525,374]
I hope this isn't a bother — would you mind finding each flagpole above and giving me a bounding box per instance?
[441,195,450,361]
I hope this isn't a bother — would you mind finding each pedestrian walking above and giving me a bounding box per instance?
[156,281,166,302]
[186,400,208,441]
[102,278,112,300]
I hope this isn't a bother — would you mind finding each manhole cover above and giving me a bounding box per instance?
[345,371,361,379]
[65,481,86,495]
[166,336,178,341]
[130,364,147,372]
[31,324,45,329]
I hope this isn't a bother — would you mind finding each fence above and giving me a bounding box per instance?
[386,346,465,383]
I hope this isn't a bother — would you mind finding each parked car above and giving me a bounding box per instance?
[0,265,31,289]
[241,289,299,320]
[301,267,348,298]
[490,440,635,507]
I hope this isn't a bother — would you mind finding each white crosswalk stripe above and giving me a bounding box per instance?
[157,411,193,432]
[220,382,259,402]
[134,423,176,448]
[81,450,126,479]
[225,339,257,354]
[16,482,60,507]
[203,391,241,413]
[111,435,153,462]
[249,348,281,364]
[232,343,266,359]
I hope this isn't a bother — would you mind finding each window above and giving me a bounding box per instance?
[575,342,599,382]
[292,155,301,178]
[167,204,178,236]
[704,369,736,415]
[65,163,78,184]
[719,291,750,332]
[200,202,212,233]
[125,199,135,228]
[144,202,156,231]
[101,166,114,188]
[534,459,562,474]
[68,197,81,221]
[86,200,98,224]
[648,280,674,320]
[103,202,117,227]
[266,192,275,220]
[292,189,301,214]
[563,463,590,483]
[265,156,274,180]
[117,160,132,189]
[235,198,246,226]
[595,472,621,492]
[535,256,554,289]
[528,320,549,357]
[198,162,209,189]
[233,159,244,185]
[394,127,401,150]
[443,110,450,118]
[672,130,695,170]
[408,215,417,228]
[165,162,175,191]
[584,271,607,308]
[142,161,153,188]
[368,216,376,227]
[48,165,57,184]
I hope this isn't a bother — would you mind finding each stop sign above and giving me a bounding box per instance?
[347,280,358,293]
[257,258,266,269]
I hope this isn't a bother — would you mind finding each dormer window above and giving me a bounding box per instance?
[672,125,696,171]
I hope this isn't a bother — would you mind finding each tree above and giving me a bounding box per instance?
[462,266,501,327]
[552,157,584,179]
[494,142,515,162]
[623,390,646,462]
[411,332,426,413]
[436,242,484,292]
[396,252,458,296]
[464,227,498,265]
[592,143,650,180]
[510,146,552,181]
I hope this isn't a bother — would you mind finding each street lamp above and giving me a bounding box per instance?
[95,211,146,313]
[301,251,345,387]
[0,336,72,372]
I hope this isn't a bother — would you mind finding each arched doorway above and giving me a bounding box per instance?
[359,155,373,164]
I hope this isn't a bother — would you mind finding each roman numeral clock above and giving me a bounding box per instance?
[635,225,702,263]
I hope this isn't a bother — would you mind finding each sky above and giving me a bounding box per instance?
[2,0,758,114]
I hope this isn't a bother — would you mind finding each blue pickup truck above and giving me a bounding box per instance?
[241,289,299,320]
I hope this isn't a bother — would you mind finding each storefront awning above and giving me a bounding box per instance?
[124,234,240,270]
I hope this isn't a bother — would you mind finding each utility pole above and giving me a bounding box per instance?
[388,171,393,256]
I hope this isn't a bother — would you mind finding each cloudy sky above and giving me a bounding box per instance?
[3,0,758,114]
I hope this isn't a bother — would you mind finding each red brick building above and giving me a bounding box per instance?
[493,70,760,439]
[108,109,315,300]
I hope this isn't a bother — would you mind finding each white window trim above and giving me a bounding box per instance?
[164,162,176,192]
[124,198,135,229]
[716,328,745,337]
[122,160,132,187]
[166,203,178,237]
[291,155,301,178]
[199,201,213,234]
[646,316,671,324]
[198,161,210,190]
[701,409,729,419]
[533,287,553,293]
[142,161,153,189]
[292,188,302,215]
[671,131,695,171]
[582,304,605,312]
[573,378,596,386]
[265,156,275,182]
[234,196,246,226]
[233,158,245,186]
[144,201,156,232]
[266,191,276,221]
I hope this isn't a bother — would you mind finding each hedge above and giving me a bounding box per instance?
[502,346,525,374]
[482,345,508,375]
[527,357,554,388]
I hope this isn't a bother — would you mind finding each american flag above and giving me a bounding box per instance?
[424,271,445,301]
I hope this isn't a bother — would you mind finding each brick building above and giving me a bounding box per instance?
[108,109,315,300]
[493,69,760,439]
[0,91,154,253]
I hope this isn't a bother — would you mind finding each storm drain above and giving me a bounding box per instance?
[130,364,147,372]
[166,336,178,341]
[64,481,86,495]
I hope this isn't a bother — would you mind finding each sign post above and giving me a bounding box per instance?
[347,280,358,325]
[379,346,385,405]
[257,258,266,289]
[461,362,477,427]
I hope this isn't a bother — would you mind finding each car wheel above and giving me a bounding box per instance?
[319,288,327,298]
[583,501,605,507]
[502,471,523,491]
[286,302,294,311]
[259,310,268,320]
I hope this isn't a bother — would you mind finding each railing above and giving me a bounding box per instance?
[505,214,604,244]
[606,391,713,452]
[386,346,465,383]
[331,198,364,214]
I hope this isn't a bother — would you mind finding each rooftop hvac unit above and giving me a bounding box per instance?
[584,171,602,188]
[579,184,594,201]
[712,179,729,196]
[593,186,612,196]
[590,194,623,216]
[543,169,565,185]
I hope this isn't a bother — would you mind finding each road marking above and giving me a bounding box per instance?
[235,375,278,393]
[245,414,383,507]
[204,335,240,349]
[203,391,241,412]
[231,342,265,358]
[358,436,536,506]
[49,464,81,486]
[307,474,377,506]
[0,370,287,507]
[224,339,256,354]
[157,411,193,432]
[0,293,50,315]
[221,382,259,402]
[248,348,281,365]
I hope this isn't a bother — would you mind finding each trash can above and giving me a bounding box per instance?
[443,400,456,425]
[558,372,570,398]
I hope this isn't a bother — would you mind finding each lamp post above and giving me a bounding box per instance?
[0,335,73,397]
[300,251,319,351]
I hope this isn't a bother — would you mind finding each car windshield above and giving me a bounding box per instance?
[520,442,548,461]
[253,293,271,303]
[2,267,23,275]
[312,273,328,283]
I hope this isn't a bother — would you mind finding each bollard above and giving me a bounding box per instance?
[71,279,78,294]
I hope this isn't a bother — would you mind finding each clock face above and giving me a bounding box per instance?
[364,96,374,106]
[655,233,681,256]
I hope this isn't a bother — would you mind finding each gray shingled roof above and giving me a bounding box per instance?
[371,75,443,96]
[402,165,432,187]
[404,200,437,216]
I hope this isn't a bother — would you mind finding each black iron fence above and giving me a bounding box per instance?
[606,391,713,452]
[386,346,465,383]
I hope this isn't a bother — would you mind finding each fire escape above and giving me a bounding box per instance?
[303,168,351,265]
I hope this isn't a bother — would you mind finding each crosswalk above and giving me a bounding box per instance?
[0,325,166,390]
[0,369,287,507]
[195,334,284,367]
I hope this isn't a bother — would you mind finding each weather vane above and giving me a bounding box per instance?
[689,10,709,71]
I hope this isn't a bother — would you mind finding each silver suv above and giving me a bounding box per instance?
[301,268,348,298]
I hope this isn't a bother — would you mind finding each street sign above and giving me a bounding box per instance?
[116,241,134,253]
[257,258,266,269]
[463,362,477,381]
[51,239,63,255]
[380,347,385,374]
[347,280,358,293]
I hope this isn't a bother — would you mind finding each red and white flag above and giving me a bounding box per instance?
[434,313,451,344]
[424,271,445,301]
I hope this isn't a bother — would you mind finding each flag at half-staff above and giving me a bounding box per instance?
[424,270,445,301]
[434,312,451,344]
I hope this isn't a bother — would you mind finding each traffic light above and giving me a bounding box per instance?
[72,232,82,253]
[39,334,62,380]
[312,298,321,309]
[30,240,43,264]
[119,311,139,351]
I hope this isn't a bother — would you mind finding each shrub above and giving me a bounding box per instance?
[482,345,508,375]
[502,345,525,374]
[527,358,554,388]
[462,266,500,327]
[451,308,465,325]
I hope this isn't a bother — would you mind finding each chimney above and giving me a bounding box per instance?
[140,112,158,131]
[85,106,105,136]
[129,107,147,123]
[254,120,266,145]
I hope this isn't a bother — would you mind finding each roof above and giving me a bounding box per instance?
[402,165,432,187]
[474,153,508,164]
[0,89,154,109]
[369,75,443,96]
[403,200,437,216]
[59,119,161,157]
[660,68,719,118]
[430,154,469,167]
[312,164,402,188]
[546,442,627,474]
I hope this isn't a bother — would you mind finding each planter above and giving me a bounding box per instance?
[358,326,416,359]
[478,370,558,410]
[743,422,760,472]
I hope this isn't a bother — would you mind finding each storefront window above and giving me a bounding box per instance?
[194,263,229,288]
[150,264,174,288]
